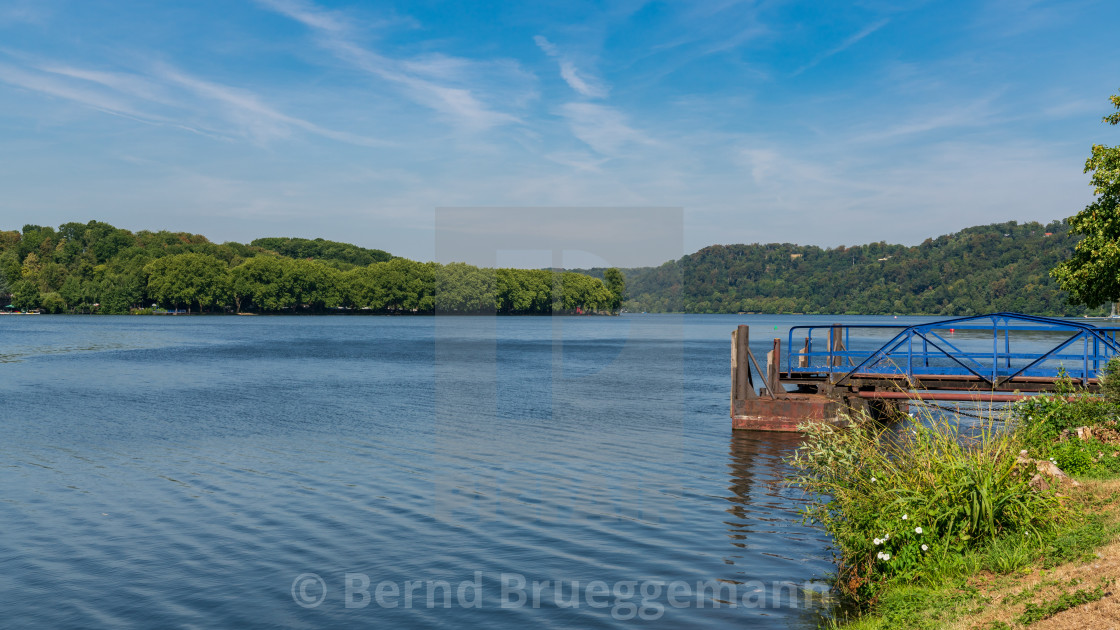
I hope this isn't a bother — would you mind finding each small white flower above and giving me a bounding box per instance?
[902,514,908,520]
[884,533,890,540]
[873,538,882,546]
[921,544,929,551]
[915,527,923,534]
[883,553,891,561]
[870,477,877,483]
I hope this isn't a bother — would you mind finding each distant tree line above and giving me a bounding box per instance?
[6,217,1086,317]
[605,220,1090,317]
[0,221,624,315]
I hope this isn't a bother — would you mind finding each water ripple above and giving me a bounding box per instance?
[2,315,841,629]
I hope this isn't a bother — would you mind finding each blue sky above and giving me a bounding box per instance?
[0,0,1117,266]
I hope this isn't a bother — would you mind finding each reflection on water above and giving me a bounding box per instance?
[723,431,838,625]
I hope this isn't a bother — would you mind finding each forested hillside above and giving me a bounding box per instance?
[0,221,620,315]
[616,220,1089,316]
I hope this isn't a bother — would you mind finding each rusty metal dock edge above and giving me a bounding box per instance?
[732,395,841,432]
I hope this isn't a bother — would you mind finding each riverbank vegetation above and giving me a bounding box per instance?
[791,372,1120,628]
[0,221,623,315]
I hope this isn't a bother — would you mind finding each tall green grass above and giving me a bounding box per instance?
[789,411,1067,605]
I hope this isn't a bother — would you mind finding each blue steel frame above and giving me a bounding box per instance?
[785,312,1120,387]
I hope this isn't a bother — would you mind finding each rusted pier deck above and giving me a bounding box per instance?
[732,312,1120,431]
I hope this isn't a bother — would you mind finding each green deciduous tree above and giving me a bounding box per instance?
[39,292,66,314]
[604,267,625,314]
[558,272,613,312]
[230,256,293,312]
[1051,91,1120,308]
[495,268,552,313]
[145,253,229,313]
[287,258,343,311]
[10,279,40,311]
[345,264,389,310]
[435,262,495,313]
[379,258,435,312]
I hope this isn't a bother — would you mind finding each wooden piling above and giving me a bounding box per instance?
[731,325,756,402]
[767,338,785,399]
[829,324,843,367]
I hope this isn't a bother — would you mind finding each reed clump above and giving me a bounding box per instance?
[789,410,1068,606]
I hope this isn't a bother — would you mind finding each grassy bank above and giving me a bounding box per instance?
[791,373,1120,628]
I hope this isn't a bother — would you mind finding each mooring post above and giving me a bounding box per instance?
[767,337,785,399]
[732,325,756,405]
[799,337,810,368]
[829,324,843,367]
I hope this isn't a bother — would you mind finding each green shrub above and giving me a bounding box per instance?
[789,413,1067,605]
[1012,393,1114,452]
[1011,378,1120,477]
[1100,356,1120,404]
[1049,440,1096,476]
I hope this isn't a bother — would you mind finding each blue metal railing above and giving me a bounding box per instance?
[785,313,1120,386]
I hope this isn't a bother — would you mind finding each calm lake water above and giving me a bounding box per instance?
[1,313,941,629]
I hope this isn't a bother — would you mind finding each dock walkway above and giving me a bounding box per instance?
[731,313,1120,431]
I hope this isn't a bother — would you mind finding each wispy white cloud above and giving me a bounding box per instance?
[559,102,651,156]
[0,53,387,146]
[971,0,1076,38]
[157,65,390,146]
[254,0,350,33]
[258,0,527,130]
[329,40,521,130]
[1041,97,1100,119]
[0,61,164,124]
[36,63,180,108]
[533,35,559,58]
[559,62,606,99]
[792,18,889,76]
[534,35,609,99]
[540,150,610,172]
[848,95,1002,144]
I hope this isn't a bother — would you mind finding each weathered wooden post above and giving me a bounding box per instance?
[799,337,810,368]
[731,325,756,417]
[766,338,785,399]
[829,324,844,367]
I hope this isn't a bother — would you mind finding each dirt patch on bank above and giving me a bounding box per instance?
[948,479,1120,629]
